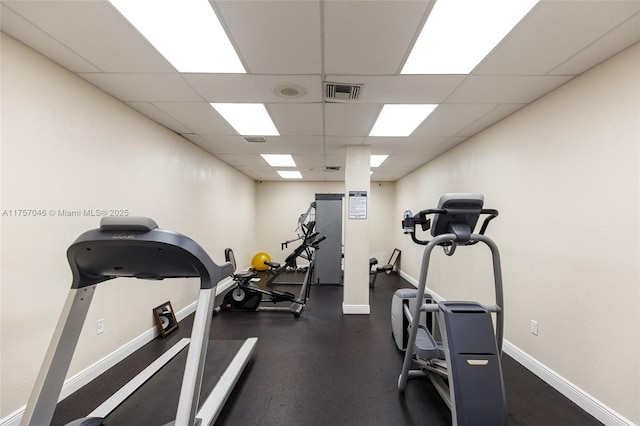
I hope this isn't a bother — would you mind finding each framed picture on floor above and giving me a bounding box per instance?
[153,301,178,337]
[387,248,401,272]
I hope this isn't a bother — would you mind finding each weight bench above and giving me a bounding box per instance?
[369,258,393,288]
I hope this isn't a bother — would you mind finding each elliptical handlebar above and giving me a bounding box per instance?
[310,234,327,249]
[402,207,498,246]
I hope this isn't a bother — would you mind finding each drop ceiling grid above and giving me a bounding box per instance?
[273,136,326,155]
[412,104,499,137]
[445,75,574,104]
[267,103,324,136]
[152,102,235,135]
[0,4,101,73]
[78,73,203,102]
[1,0,639,181]
[183,74,324,103]
[550,12,640,75]
[3,1,174,73]
[325,74,466,104]
[324,103,380,136]
[126,102,193,134]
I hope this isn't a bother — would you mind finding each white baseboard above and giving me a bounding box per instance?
[342,303,370,314]
[1,279,235,426]
[398,269,418,287]
[503,341,634,426]
[397,268,635,426]
[5,275,632,426]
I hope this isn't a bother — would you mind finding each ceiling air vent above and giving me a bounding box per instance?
[244,136,267,143]
[324,82,363,102]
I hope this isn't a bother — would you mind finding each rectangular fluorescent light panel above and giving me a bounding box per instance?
[109,0,245,73]
[369,104,437,137]
[402,0,538,74]
[277,171,303,179]
[261,154,296,167]
[211,103,279,136]
[370,155,389,168]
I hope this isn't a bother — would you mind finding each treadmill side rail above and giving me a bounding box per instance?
[21,287,96,426]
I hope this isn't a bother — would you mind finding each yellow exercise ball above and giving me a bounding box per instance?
[251,252,272,271]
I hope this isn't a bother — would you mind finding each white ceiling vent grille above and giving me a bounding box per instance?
[324,82,363,102]
[244,136,267,143]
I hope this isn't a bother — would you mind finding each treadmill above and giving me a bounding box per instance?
[21,217,257,426]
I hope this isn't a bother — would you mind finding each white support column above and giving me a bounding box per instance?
[343,145,371,314]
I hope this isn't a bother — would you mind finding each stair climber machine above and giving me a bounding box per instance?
[21,217,257,426]
[219,233,326,318]
[392,193,507,426]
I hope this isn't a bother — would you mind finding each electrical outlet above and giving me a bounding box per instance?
[530,320,538,336]
[97,319,105,334]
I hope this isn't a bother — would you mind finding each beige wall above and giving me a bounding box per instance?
[0,34,256,417]
[394,43,640,423]
[253,180,396,271]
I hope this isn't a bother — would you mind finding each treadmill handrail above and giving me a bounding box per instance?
[67,224,233,289]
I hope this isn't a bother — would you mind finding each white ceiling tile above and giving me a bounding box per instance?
[363,137,406,154]
[152,102,235,134]
[476,1,640,75]
[273,136,326,155]
[215,0,322,74]
[324,1,432,74]
[183,74,323,103]
[457,104,526,137]
[294,155,332,169]
[240,167,281,181]
[1,4,100,73]
[126,102,192,133]
[78,73,203,102]
[377,155,431,169]
[324,155,347,168]
[413,104,497,137]
[324,137,366,155]
[446,75,573,104]
[325,103,380,136]
[551,12,640,75]
[3,1,174,72]
[268,104,324,136]
[217,154,271,168]
[390,135,449,156]
[188,134,256,155]
[434,137,469,156]
[371,167,414,181]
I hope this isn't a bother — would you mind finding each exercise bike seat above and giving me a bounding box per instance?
[234,270,257,281]
[377,264,393,273]
[264,261,280,269]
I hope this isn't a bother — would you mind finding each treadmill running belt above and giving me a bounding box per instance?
[103,340,246,425]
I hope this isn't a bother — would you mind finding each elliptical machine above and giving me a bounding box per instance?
[392,193,507,425]
[219,233,325,318]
